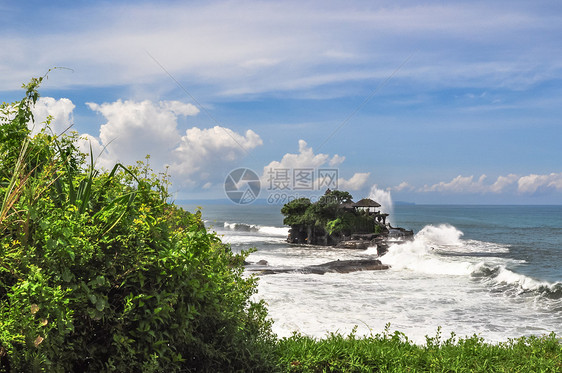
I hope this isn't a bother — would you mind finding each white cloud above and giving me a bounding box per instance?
[3,1,560,97]
[171,126,262,186]
[339,172,370,191]
[76,133,106,162]
[422,174,488,193]
[263,140,334,172]
[30,97,75,136]
[392,181,414,192]
[517,173,562,194]
[418,172,562,196]
[490,173,518,193]
[262,140,369,191]
[85,99,198,169]
[329,154,346,167]
[34,97,262,190]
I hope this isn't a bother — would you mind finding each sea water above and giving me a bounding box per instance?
[182,203,562,344]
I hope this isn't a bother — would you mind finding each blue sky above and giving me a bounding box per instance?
[2,0,562,204]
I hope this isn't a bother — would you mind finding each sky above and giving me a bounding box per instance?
[1,0,562,205]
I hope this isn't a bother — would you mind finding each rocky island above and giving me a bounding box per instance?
[281,189,413,256]
[247,190,414,275]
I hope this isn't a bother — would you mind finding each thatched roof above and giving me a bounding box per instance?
[353,198,381,208]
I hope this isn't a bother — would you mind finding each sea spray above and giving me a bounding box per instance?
[382,224,561,297]
[415,224,463,246]
[381,225,474,276]
[368,185,393,223]
[197,203,562,343]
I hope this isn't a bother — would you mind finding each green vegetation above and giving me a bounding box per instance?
[277,326,562,372]
[1,76,561,372]
[281,191,376,236]
[0,76,275,372]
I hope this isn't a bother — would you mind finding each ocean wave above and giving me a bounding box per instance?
[472,263,562,299]
[380,224,560,300]
[205,220,289,237]
[258,225,290,237]
[381,238,474,276]
[380,224,479,276]
[415,224,464,246]
[224,222,260,232]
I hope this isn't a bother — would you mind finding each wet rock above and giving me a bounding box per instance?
[304,259,389,274]
[250,259,389,275]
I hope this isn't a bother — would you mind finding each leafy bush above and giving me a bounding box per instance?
[0,77,276,372]
[281,192,376,236]
[281,198,312,226]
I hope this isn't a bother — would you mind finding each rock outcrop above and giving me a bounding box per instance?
[247,259,389,275]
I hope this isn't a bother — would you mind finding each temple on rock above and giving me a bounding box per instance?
[281,189,413,255]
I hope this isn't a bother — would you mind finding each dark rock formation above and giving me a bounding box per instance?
[247,259,389,275]
[305,259,389,274]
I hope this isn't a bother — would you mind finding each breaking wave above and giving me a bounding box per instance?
[206,221,289,237]
[378,224,562,299]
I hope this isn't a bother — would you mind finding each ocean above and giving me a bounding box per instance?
[182,203,562,344]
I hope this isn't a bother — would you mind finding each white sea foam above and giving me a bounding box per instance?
[223,222,259,231]
[378,224,474,275]
[472,263,561,296]
[382,241,475,276]
[258,226,290,237]
[492,266,547,291]
[220,221,288,236]
[220,217,561,344]
[368,185,393,219]
[381,224,558,296]
[415,224,463,246]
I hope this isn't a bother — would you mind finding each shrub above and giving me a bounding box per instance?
[0,77,276,372]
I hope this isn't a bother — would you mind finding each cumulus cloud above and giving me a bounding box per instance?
[76,133,106,162]
[490,173,519,193]
[422,174,488,193]
[262,140,369,191]
[30,97,75,135]
[85,99,199,169]
[392,181,414,192]
[338,172,371,190]
[517,173,562,194]
[339,173,370,191]
[35,97,262,190]
[264,140,334,171]
[171,126,262,186]
[418,172,562,196]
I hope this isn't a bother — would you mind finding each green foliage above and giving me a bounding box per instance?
[324,190,352,204]
[276,326,562,372]
[281,198,312,226]
[282,191,374,236]
[0,78,276,372]
[326,213,356,235]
